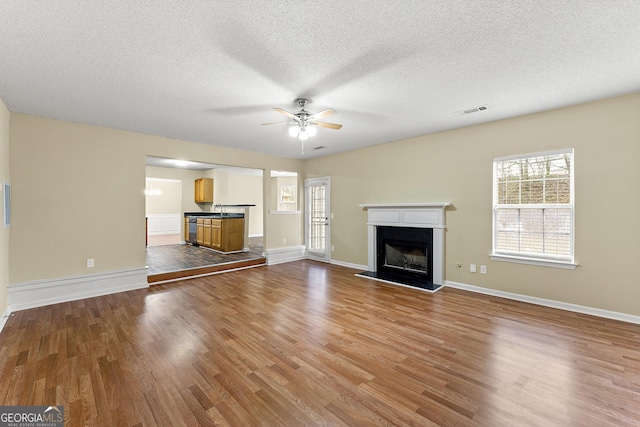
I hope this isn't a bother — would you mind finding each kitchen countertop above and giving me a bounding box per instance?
[184,212,244,218]
[185,205,255,219]
[187,204,256,209]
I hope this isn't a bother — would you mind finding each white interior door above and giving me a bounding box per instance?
[305,177,331,261]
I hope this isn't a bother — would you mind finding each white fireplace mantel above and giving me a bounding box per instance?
[359,202,451,209]
[360,202,451,286]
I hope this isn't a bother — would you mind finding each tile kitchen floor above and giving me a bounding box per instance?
[145,236,265,282]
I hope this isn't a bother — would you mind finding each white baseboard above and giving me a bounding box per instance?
[331,259,368,271]
[265,245,306,265]
[0,306,11,335]
[8,267,149,312]
[445,280,640,325]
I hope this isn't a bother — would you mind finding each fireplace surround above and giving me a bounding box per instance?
[357,203,450,292]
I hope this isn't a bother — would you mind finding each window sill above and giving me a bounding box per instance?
[490,254,578,270]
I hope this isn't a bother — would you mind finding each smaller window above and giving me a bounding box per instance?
[492,149,576,268]
[271,170,298,212]
[279,184,296,211]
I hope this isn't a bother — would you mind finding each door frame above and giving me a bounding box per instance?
[305,176,331,262]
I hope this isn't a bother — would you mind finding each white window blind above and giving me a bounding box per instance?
[492,149,574,264]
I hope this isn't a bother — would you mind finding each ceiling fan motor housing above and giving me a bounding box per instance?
[296,98,310,109]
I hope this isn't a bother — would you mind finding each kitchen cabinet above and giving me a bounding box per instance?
[203,219,212,247]
[196,218,204,245]
[187,215,244,252]
[194,178,213,203]
[184,217,189,242]
[210,219,222,250]
[213,218,244,252]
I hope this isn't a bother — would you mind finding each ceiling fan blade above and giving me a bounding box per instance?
[306,108,336,121]
[261,121,290,126]
[311,121,343,130]
[273,108,297,119]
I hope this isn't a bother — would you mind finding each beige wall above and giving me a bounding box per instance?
[270,175,298,211]
[145,166,208,215]
[264,172,304,249]
[145,178,182,215]
[214,170,264,236]
[10,116,147,282]
[10,114,303,283]
[265,212,303,249]
[0,99,9,315]
[305,93,640,316]
[145,166,205,239]
[265,173,303,249]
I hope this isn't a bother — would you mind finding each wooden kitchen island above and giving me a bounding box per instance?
[184,213,247,253]
[197,216,243,253]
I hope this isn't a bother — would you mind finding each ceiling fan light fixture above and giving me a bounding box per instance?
[306,125,317,137]
[289,124,315,141]
[262,98,342,149]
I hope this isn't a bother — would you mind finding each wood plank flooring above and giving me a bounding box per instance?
[1,260,639,426]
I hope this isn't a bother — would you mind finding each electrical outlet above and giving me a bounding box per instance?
[86,258,94,268]
[283,238,287,244]
[480,265,487,274]
[331,245,335,252]
[470,264,476,273]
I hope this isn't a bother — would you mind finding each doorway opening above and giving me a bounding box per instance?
[145,156,266,282]
[145,177,182,247]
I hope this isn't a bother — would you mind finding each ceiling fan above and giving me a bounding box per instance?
[261,98,343,142]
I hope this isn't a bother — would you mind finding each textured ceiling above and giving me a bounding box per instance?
[146,156,263,175]
[1,1,639,160]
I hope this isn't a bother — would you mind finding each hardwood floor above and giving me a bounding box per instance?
[1,260,639,426]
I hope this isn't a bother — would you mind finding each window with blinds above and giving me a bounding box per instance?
[492,149,574,264]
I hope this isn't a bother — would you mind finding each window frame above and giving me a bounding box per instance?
[490,149,577,270]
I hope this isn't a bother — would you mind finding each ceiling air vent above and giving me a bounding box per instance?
[456,105,489,116]
[313,145,326,150]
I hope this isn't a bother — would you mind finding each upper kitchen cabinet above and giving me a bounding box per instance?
[194,178,213,203]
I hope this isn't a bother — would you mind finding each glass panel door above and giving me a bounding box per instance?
[305,177,330,261]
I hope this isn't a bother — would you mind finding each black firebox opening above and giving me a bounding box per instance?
[359,226,439,291]
[377,226,433,278]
